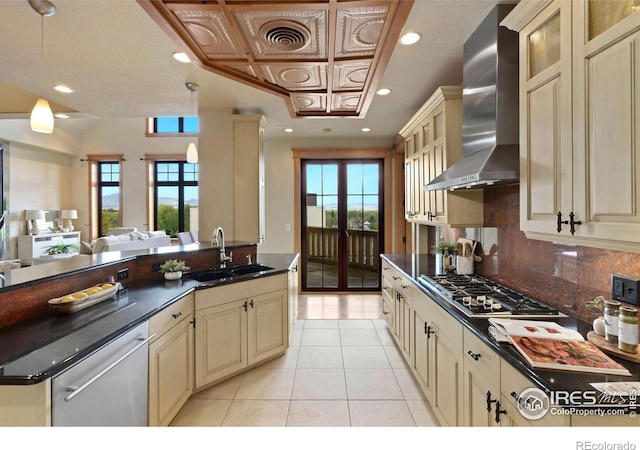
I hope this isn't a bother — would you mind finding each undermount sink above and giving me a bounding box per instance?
[188,269,233,282]
[227,264,274,275]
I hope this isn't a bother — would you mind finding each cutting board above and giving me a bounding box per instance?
[587,331,640,363]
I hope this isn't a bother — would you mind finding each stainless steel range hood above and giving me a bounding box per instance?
[425,4,519,191]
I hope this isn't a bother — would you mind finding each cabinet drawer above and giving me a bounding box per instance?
[150,293,194,340]
[463,327,500,381]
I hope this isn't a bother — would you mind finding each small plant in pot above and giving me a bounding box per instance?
[44,243,79,255]
[584,295,606,336]
[431,239,457,273]
[159,259,190,280]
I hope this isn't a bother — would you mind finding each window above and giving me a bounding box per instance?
[86,154,123,239]
[146,117,198,136]
[148,159,198,236]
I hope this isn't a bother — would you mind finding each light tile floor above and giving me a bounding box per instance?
[170,319,439,427]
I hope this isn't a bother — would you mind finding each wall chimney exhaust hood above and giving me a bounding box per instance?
[425,4,519,191]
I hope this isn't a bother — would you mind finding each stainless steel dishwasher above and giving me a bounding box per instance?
[52,321,152,426]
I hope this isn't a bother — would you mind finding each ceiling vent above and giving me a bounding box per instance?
[261,20,310,51]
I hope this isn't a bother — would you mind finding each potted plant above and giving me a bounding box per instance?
[431,239,457,274]
[584,295,606,336]
[44,242,79,255]
[159,259,190,280]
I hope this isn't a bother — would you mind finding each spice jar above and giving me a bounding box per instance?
[604,300,621,344]
[618,306,639,354]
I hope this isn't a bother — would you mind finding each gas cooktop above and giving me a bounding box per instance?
[418,274,565,318]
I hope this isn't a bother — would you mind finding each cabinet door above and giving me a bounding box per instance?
[430,325,463,426]
[194,299,247,388]
[399,284,412,361]
[411,305,432,400]
[247,288,287,366]
[572,1,640,248]
[463,362,500,427]
[287,263,299,343]
[519,0,574,237]
[148,314,194,426]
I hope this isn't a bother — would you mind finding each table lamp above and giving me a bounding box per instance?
[26,209,45,235]
[61,210,78,232]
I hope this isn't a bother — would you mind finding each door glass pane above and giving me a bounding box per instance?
[305,164,338,289]
[529,12,561,78]
[589,0,638,40]
[346,163,380,289]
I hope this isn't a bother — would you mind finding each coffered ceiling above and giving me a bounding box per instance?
[139,0,414,118]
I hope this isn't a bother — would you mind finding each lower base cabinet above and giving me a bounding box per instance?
[194,274,288,390]
[148,293,194,427]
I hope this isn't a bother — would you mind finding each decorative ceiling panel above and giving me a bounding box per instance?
[260,63,327,91]
[138,0,414,118]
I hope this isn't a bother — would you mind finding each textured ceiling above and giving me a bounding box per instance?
[140,0,414,118]
[0,0,504,142]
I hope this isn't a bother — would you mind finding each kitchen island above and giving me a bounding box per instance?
[381,253,640,427]
[0,242,298,426]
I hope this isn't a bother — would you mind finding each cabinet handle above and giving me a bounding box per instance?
[249,299,254,309]
[426,325,434,338]
[401,285,409,289]
[510,391,519,402]
[383,310,389,315]
[569,212,582,235]
[467,350,481,361]
[172,312,182,319]
[393,276,401,281]
[486,390,497,412]
[556,211,568,233]
[243,301,248,311]
[494,401,506,424]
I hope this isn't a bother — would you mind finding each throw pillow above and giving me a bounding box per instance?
[80,240,93,255]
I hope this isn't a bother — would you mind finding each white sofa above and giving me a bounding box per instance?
[81,230,171,254]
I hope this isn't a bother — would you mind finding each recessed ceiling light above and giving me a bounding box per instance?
[284,128,294,133]
[362,127,371,132]
[376,88,391,96]
[54,113,70,119]
[54,85,74,93]
[400,32,421,45]
[172,52,191,63]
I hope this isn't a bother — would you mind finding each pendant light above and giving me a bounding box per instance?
[29,0,57,134]
[185,82,199,163]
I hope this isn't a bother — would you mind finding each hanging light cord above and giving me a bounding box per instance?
[39,14,44,98]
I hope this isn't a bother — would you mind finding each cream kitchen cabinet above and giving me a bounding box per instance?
[148,292,194,426]
[382,259,412,362]
[194,274,288,389]
[409,282,464,426]
[287,257,299,344]
[504,0,640,253]
[399,86,483,228]
[233,114,267,244]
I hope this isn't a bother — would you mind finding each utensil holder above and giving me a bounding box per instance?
[456,255,474,275]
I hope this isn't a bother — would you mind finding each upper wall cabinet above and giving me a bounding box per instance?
[503,0,640,253]
[399,87,483,228]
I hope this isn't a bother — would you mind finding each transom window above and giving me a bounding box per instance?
[147,117,198,136]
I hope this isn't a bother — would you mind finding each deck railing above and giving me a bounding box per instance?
[306,226,379,270]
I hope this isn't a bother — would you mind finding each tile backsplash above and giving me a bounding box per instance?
[438,184,640,322]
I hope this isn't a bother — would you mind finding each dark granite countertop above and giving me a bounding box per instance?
[0,253,298,385]
[381,254,640,396]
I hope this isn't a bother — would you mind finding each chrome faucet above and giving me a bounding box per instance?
[213,227,233,268]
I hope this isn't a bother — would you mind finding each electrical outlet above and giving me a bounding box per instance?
[117,268,129,280]
[611,274,640,305]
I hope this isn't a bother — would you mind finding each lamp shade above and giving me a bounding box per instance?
[25,209,46,220]
[61,209,78,219]
[186,142,198,163]
[30,98,54,134]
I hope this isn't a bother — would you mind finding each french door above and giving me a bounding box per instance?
[301,159,383,291]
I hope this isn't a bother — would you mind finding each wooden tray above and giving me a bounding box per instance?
[587,331,640,364]
[48,282,121,314]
